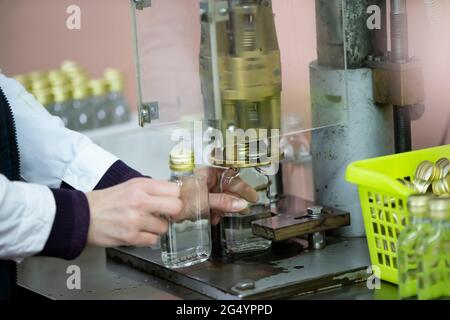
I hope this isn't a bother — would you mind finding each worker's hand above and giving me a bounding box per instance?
[195,167,259,225]
[85,178,182,247]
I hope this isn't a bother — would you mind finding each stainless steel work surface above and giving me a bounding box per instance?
[17,244,402,300]
[106,237,372,300]
[18,246,208,300]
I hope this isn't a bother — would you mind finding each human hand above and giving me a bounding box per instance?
[85,178,182,247]
[195,167,259,225]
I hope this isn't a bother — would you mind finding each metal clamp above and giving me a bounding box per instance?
[139,102,159,126]
[133,0,151,10]
[366,57,424,107]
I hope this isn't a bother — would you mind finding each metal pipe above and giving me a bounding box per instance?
[390,0,408,63]
[391,0,412,152]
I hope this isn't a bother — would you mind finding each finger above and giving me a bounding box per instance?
[138,179,181,197]
[225,178,259,203]
[209,193,248,213]
[211,211,223,226]
[147,195,183,218]
[133,232,159,247]
[195,167,221,190]
[139,214,169,235]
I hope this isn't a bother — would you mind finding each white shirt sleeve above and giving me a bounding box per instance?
[0,174,56,261]
[0,74,118,192]
[0,73,118,261]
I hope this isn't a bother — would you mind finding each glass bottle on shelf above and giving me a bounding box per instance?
[50,86,72,128]
[89,79,112,128]
[104,69,131,125]
[160,148,212,269]
[417,196,450,300]
[72,84,95,132]
[397,194,433,299]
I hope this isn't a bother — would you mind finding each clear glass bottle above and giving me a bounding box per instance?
[50,86,72,128]
[89,79,112,128]
[104,69,131,125]
[72,84,95,132]
[160,148,211,269]
[417,196,450,300]
[398,194,433,299]
[220,167,272,254]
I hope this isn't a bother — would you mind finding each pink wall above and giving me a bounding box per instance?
[1,0,448,151]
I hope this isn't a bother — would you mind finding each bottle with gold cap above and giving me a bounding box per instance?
[398,194,433,299]
[50,86,72,128]
[417,196,450,300]
[104,69,130,125]
[160,147,211,269]
[72,84,95,131]
[89,79,112,128]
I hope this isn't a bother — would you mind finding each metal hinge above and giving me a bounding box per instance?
[134,0,151,10]
[140,102,159,125]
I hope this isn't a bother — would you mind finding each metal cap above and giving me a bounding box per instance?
[72,85,91,100]
[52,86,72,103]
[170,148,195,173]
[429,196,450,220]
[89,79,107,96]
[435,158,450,179]
[407,194,431,218]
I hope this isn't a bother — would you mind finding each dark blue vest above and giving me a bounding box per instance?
[0,87,20,300]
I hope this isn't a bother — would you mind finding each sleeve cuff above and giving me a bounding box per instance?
[94,160,146,190]
[39,189,90,260]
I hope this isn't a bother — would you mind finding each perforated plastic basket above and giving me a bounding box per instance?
[346,145,450,284]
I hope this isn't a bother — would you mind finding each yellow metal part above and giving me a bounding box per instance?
[202,0,282,168]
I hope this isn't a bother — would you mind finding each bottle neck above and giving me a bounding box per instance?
[410,216,430,225]
[170,170,194,181]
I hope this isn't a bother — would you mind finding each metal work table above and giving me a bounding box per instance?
[18,245,400,300]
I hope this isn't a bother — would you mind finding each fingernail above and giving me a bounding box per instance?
[232,199,248,211]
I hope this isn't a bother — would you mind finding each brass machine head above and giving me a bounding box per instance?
[200,0,282,169]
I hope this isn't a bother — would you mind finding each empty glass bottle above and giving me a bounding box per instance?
[160,148,211,269]
[89,79,112,128]
[398,194,433,299]
[50,86,72,128]
[104,69,130,125]
[220,167,272,254]
[417,197,450,300]
[72,84,95,131]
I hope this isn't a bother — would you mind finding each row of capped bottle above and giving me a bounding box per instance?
[398,194,450,300]
[14,61,131,132]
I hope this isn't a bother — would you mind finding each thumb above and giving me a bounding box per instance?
[209,193,248,213]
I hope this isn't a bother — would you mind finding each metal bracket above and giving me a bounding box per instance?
[134,0,151,10]
[201,0,229,22]
[366,56,424,107]
[139,102,159,126]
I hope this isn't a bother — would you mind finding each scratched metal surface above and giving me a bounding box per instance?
[107,236,371,300]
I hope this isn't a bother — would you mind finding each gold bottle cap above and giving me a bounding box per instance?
[89,79,107,96]
[170,148,195,172]
[429,197,450,220]
[52,86,72,103]
[61,60,81,72]
[432,176,450,196]
[407,194,431,218]
[435,158,450,179]
[104,68,122,80]
[72,85,91,100]
[106,77,124,92]
[33,89,54,107]
[30,78,50,91]
[413,160,437,193]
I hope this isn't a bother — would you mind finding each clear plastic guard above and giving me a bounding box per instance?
[131,0,349,135]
